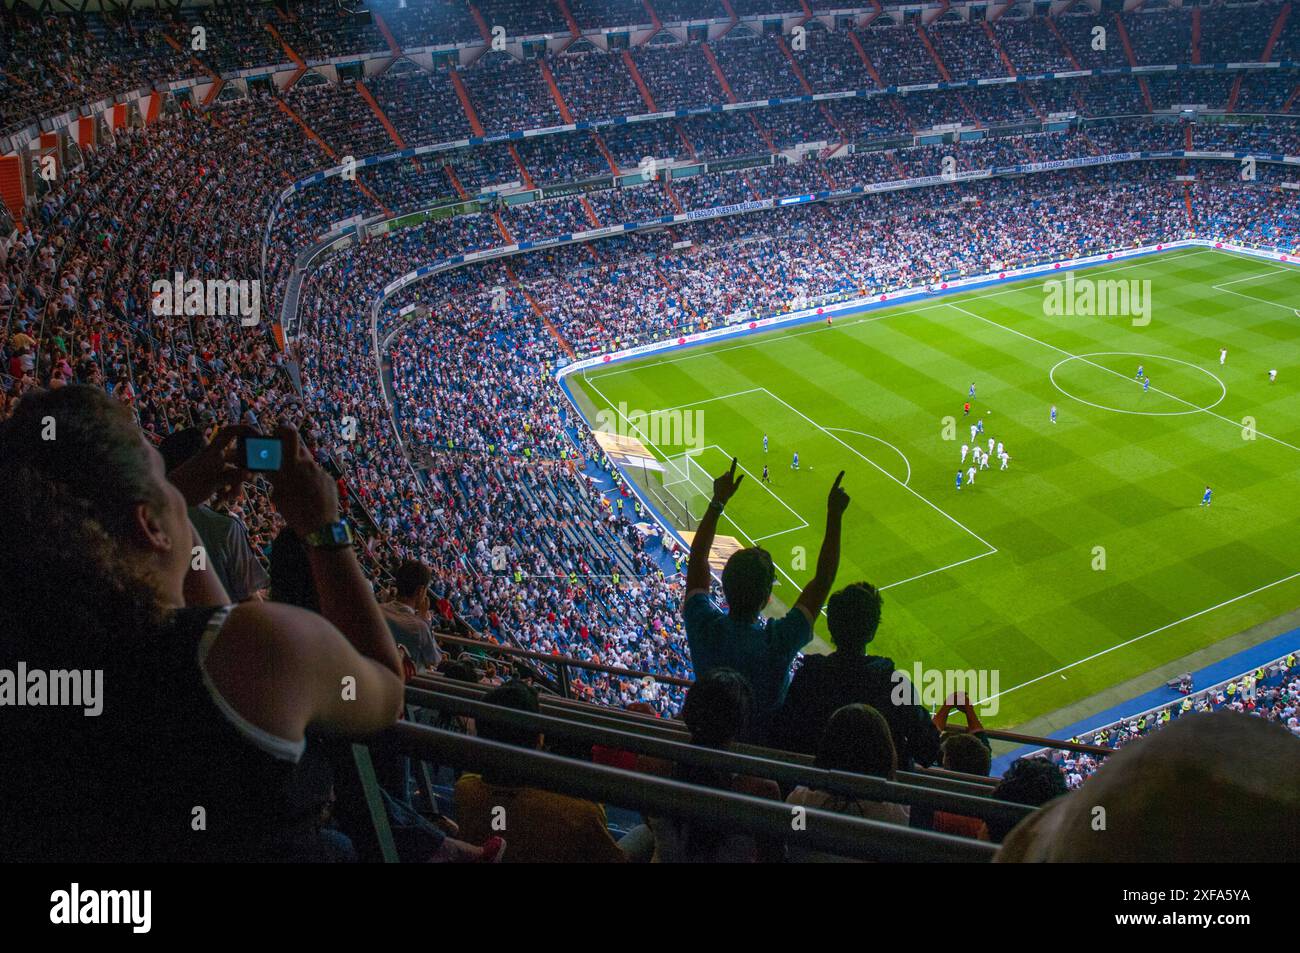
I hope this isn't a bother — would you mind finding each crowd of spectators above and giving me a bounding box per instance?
[994,14,1072,74]
[5,2,1300,726]
[7,2,1299,147]
[4,3,1300,865]
[1040,653,1300,789]
[929,19,1006,83]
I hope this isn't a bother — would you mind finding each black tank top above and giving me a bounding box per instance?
[0,605,333,862]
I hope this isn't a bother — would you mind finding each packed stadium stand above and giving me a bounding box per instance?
[1,0,1298,867]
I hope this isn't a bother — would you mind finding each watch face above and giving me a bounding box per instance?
[309,522,351,546]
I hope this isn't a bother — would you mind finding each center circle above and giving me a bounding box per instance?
[1048,352,1227,417]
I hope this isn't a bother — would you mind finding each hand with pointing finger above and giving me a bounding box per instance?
[827,470,850,516]
[711,457,745,507]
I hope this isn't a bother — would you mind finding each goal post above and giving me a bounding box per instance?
[660,450,713,526]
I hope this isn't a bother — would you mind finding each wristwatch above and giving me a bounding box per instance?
[303,519,354,549]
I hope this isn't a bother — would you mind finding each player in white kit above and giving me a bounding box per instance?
[961,444,969,463]
[966,465,976,486]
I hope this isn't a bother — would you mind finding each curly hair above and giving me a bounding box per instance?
[0,385,167,663]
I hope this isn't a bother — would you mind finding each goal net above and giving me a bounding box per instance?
[660,451,713,526]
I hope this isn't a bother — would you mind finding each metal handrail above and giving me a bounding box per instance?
[423,637,1119,760]
[388,721,998,862]
[411,675,692,739]
[411,673,1010,794]
[405,686,1034,829]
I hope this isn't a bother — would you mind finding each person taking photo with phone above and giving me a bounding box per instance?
[158,424,269,603]
[0,385,406,862]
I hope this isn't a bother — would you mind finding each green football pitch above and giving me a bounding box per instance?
[568,248,1300,727]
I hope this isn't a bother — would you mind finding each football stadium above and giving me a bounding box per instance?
[1,0,1298,885]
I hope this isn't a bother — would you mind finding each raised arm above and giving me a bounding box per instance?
[934,692,986,735]
[269,424,403,685]
[793,471,850,623]
[685,457,744,599]
[202,425,404,741]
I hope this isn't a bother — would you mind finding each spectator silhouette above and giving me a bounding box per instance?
[683,460,848,741]
[643,669,782,862]
[986,756,1068,844]
[773,581,940,768]
[930,693,993,839]
[787,704,909,862]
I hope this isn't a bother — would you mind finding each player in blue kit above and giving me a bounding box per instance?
[955,470,963,490]
[761,464,770,484]
[1143,377,1151,393]
[1050,405,1057,424]
[791,451,799,471]
[1136,364,1144,380]
[975,418,984,436]
[763,433,768,453]
[1201,486,1212,507]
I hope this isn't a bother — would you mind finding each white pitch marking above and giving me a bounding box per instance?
[1208,284,1299,312]
[759,387,998,555]
[825,427,913,486]
[877,549,998,592]
[659,388,764,411]
[975,569,1300,706]
[948,304,1300,455]
[1212,267,1288,288]
[1047,351,1227,417]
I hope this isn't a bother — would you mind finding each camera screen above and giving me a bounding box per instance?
[243,437,283,472]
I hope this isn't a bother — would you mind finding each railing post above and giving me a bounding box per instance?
[351,744,401,863]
